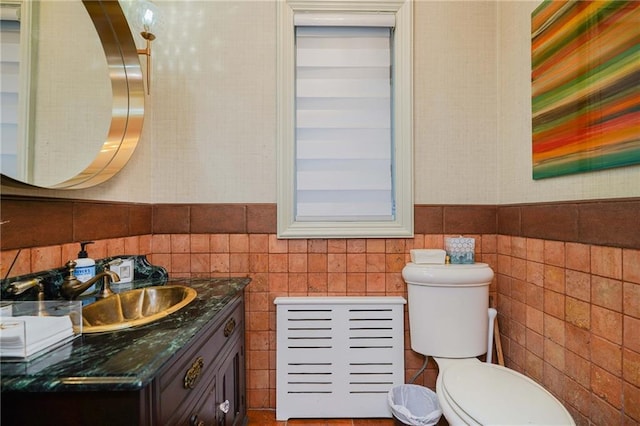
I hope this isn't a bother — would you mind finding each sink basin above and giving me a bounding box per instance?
[82,285,197,333]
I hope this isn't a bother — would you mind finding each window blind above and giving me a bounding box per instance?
[295,17,394,222]
[0,10,20,178]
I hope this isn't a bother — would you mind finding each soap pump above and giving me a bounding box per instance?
[75,241,96,293]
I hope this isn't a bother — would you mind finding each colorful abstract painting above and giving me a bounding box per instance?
[531,0,640,179]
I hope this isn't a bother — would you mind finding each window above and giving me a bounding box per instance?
[0,1,33,181]
[277,0,413,239]
[1,4,21,177]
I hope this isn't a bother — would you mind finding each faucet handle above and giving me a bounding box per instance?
[61,261,82,299]
[97,278,115,299]
[107,258,123,268]
[6,277,43,296]
[96,269,120,299]
[65,260,78,278]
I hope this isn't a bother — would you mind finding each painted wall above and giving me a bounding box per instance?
[2,0,639,205]
[148,0,500,205]
[5,1,499,204]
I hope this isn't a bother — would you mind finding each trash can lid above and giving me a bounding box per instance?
[441,363,574,425]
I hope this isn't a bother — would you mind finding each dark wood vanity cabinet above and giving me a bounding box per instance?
[161,296,246,426]
[186,335,245,426]
[1,294,246,426]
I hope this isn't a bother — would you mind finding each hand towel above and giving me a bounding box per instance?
[0,316,74,358]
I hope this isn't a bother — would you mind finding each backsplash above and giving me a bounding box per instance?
[0,255,168,301]
[1,196,639,425]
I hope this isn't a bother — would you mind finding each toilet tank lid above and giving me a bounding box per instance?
[402,263,494,286]
[442,363,575,425]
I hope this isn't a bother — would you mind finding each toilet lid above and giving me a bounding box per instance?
[441,363,574,425]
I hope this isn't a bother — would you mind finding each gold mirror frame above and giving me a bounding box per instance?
[1,0,144,189]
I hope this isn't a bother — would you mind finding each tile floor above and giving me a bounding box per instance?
[246,410,398,425]
[246,410,449,425]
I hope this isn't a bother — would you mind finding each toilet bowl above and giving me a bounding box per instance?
[434,357,574,425]
[402,260,575,426]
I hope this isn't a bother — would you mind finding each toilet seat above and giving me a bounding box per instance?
[440,362,574,425]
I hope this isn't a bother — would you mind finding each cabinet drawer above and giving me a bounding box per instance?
[158,297,244,425]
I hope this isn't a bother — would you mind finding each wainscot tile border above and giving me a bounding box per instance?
[1,195,638,250]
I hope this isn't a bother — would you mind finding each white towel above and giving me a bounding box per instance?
[410,249,447,264]
[0,316,74,358]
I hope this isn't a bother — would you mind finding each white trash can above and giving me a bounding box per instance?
[388,384,442,426]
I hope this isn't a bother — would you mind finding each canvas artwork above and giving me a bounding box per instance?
[531,0,639,179]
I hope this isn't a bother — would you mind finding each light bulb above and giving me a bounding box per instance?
[136,0,159,33]
[142,8,154,31]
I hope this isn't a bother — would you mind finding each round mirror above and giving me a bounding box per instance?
[0,0,144,189]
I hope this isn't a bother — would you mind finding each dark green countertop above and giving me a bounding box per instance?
[0,277,250,393]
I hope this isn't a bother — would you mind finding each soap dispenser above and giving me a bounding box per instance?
[75,241,96,294]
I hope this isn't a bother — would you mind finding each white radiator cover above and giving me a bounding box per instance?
[275,296,407,420]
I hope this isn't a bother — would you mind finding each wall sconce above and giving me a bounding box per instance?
[135,0,159,94]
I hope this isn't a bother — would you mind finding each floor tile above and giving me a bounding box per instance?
[247,409,286,425]
[246,410,399,426]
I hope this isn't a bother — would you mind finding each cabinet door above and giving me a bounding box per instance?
[184,380,217,426]
[216,336,245,426]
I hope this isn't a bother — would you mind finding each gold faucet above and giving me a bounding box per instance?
[60,261,120,300]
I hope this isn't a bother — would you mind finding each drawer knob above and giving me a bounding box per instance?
[218,400,230,414]
[223,318,236,337]
[189,414,205,426]
[183,356,204,389]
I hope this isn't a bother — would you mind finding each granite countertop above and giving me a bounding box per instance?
[0,277,250,393]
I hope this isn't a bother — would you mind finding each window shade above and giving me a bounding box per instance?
[295,22,394,221]
[294,13,395,27]
[0,17,20,177]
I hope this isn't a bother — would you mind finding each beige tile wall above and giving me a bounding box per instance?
[495,236,640,425]
[143,233,497,408]
[3,233,639,424]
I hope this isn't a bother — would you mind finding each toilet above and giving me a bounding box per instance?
[402,261,575,426]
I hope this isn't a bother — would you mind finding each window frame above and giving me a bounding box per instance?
[276,0,413,239]
[1,0,34,181]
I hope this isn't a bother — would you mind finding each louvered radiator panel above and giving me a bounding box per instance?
[275,297,406,421]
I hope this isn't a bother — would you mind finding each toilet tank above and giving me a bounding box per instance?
[402,263,494,358]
